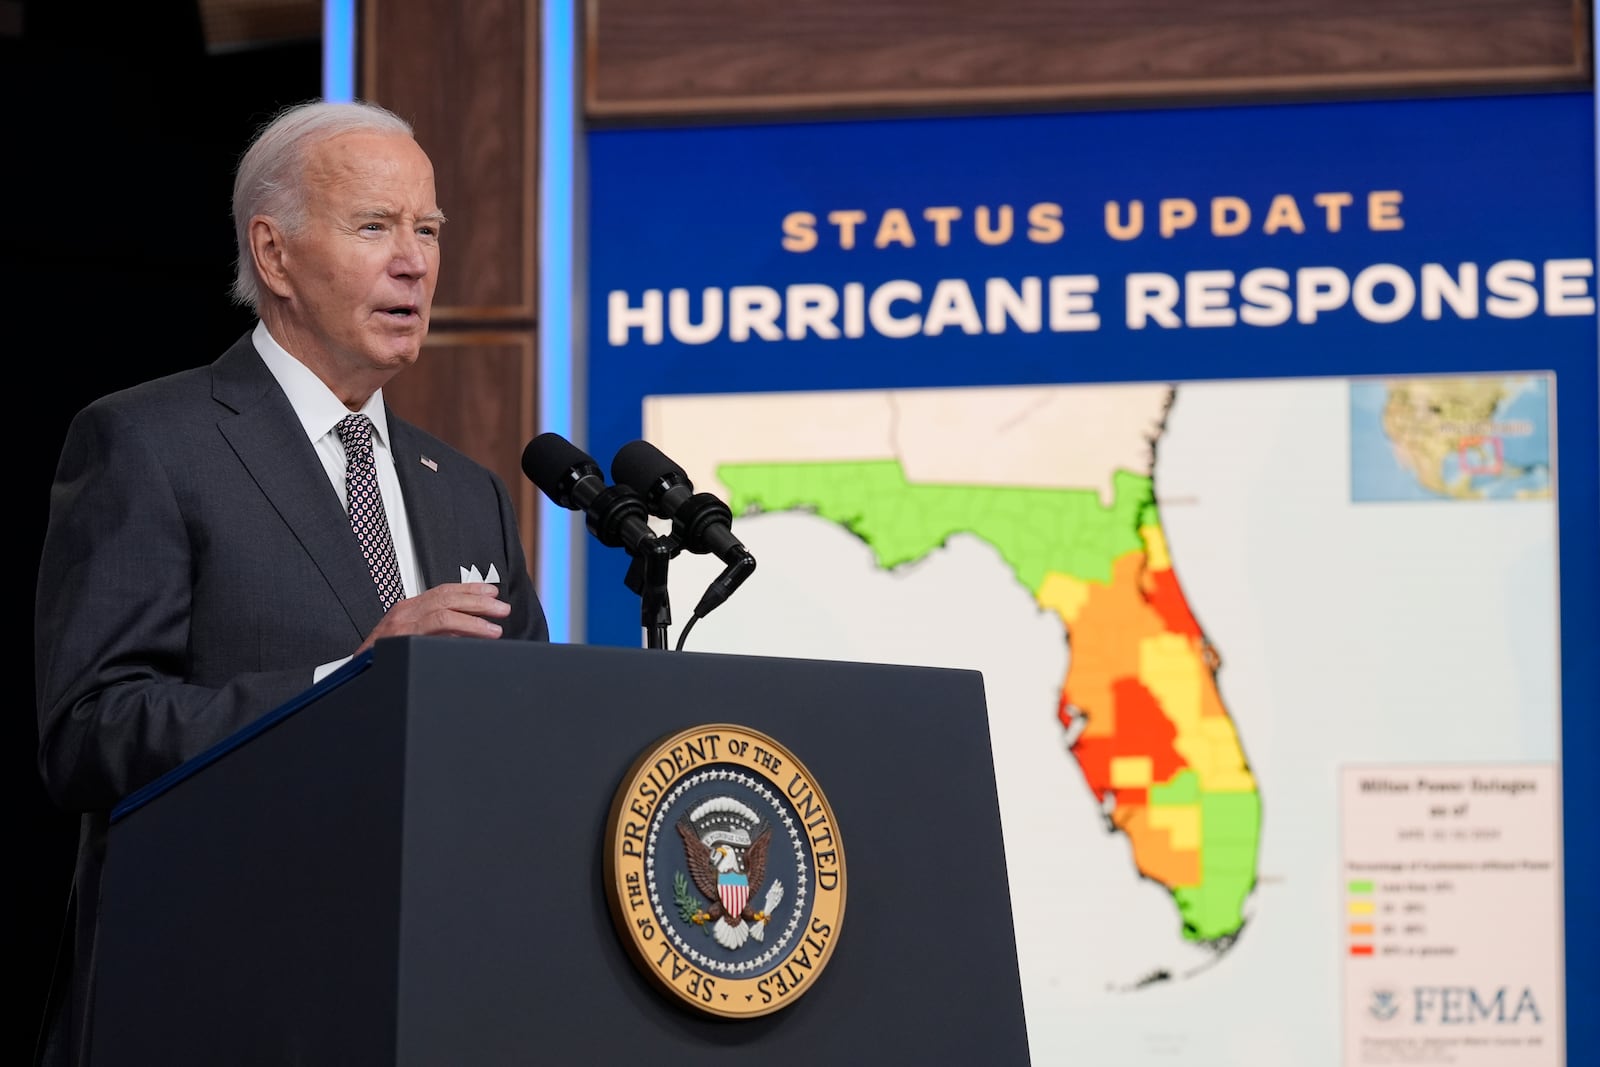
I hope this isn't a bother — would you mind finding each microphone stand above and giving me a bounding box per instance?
[624,533,681,650]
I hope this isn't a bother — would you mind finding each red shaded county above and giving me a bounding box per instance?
[1071,676,1186,812]
[1143,565,1202,638]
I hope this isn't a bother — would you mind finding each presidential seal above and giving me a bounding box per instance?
[603,724,847,1018]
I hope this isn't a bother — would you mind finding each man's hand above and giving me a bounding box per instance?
[355,582,511,654]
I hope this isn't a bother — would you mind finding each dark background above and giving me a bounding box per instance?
[3,1,318,1056]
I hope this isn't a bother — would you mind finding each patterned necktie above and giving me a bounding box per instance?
[335,413,406,611]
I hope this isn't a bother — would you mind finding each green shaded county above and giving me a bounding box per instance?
[1149,768,1201,806]
[717,460,1153,589]
[1163,781,1262,943]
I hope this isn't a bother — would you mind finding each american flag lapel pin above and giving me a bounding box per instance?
[420,454,438,472]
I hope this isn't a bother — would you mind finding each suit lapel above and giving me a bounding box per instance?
[389,416,459,589]
[210,336,388,637]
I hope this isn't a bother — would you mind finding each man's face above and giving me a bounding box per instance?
[278,130,442,387]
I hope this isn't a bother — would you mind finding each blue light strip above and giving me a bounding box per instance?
[539,0,577,642]
[322,0,356,103]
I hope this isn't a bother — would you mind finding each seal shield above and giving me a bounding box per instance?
[603,723,847,1018]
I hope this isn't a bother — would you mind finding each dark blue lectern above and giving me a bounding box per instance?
[91,637,1030,1065]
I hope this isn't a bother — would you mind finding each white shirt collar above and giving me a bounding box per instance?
[251,320,391,446]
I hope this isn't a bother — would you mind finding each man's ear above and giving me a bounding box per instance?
[248,216,295,300]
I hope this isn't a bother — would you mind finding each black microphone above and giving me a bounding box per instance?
[611,439,756,618]
[522,432,660,557]
[611,440,752,565]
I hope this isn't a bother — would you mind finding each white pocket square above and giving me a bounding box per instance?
[460,564,501,583]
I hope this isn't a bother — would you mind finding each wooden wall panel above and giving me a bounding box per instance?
[364,0,541,577]
[382,335,539,568]
[586,0,1592,120]
[366,0,537,318]
[197,0,319,49]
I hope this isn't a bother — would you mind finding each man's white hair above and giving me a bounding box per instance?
[230,99,414,313]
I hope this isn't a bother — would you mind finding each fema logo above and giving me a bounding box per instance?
[604,724,847,1018]
[1369,987,1401,1022]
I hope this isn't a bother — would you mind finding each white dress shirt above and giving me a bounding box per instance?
[252,321,424,680]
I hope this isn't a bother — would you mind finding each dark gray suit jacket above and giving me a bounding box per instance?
[33,330,549,1064]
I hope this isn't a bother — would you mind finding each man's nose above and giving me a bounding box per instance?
[390,230,431,276]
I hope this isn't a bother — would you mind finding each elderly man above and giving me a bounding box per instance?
[33,99,548,1065]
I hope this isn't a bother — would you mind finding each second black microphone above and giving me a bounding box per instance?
[610,439,753,567]
[522,432,660,557]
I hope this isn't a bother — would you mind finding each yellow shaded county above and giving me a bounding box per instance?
[1148,803,1202,852]
[1122,807,1201,887]
[1110,755,1154,789]
[1195,718,1258,792]
[1139,633,1255,793]
[1138,633,1204,732]
[1140,524,1172,571]
[1037,571,1093,626]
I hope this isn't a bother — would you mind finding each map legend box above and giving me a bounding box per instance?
[1340,764,1563,1066]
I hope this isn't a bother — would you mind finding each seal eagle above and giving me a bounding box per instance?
[677,797,785,949]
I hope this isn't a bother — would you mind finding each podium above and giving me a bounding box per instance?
[91,637,1030,1065]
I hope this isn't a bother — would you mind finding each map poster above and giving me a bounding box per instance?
[583,91,1595,1065]
[1340,765,1563,1066]
[637,376,1561,1064]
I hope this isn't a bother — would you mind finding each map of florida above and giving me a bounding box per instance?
[717,458,1262,946]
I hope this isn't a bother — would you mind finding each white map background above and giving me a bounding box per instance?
[642,377,1561,1065]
